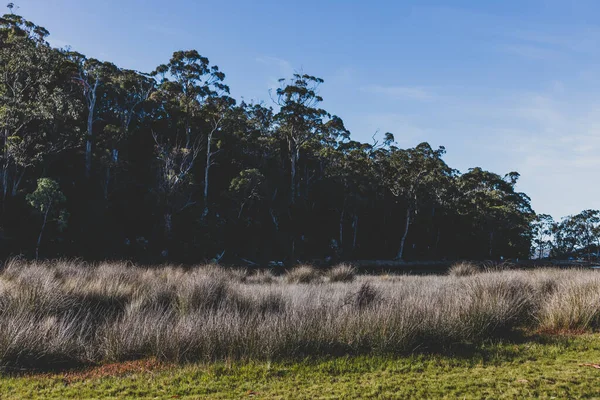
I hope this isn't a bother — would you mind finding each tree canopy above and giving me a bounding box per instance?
[0,12,566,264]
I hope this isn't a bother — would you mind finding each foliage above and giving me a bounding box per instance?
[0,12,548,262]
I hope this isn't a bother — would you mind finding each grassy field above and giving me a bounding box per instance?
[3,260,600,398]
[2,334,600,399]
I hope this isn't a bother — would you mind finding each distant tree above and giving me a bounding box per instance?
[531,214,554,259]
[456,168,533,259]
[26,178,67,259]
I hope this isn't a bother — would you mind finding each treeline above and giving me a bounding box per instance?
[532,210,600,261]
[0,13,535,264]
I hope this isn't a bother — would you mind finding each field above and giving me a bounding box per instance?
[2,260,600,398]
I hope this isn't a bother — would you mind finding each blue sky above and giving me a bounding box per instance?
[14,0,600,219]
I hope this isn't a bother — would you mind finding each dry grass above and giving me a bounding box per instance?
[448,261,480,276]
[326,264,356,282]
[0,259,599,371]
[284,265,321,284]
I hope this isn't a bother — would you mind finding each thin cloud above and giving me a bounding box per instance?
[256,56,294,77]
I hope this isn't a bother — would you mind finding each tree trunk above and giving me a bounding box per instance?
[1,162,7,201]
[203,131,212,219]
[352,214,359,252]
[396,207,411,260]
[339,209,345,248]
[85,107,94,179]
[104,149,118,201]
[36,205,50,260]
[11,167,25,197]
[2,129,8,201]
[164,212,172,240]
[489,230,494,258]
[289,140,299,204]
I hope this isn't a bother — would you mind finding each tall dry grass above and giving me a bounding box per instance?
[0,259,598,370]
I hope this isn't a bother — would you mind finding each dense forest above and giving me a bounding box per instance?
[1,11,593,265]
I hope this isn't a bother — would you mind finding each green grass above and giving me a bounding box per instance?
[3,335,600,399]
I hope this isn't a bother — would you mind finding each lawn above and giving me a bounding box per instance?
[2,334,600,399]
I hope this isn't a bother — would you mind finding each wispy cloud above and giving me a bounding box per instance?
[509,28,600,54]
[362,85,438,101]
[256,56,295,91]
[47,37,71,49]
[256,56,294,77]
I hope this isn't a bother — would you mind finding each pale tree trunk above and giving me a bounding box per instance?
[489,230,494,258]
[36,205,51,260]
[352,214,359,252]
[202,130,213,219]
[396,207,411,260]
[85,108,94,179]
[1,129,8,201]
[81,77,99,180]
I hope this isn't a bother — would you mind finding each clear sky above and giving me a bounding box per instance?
[12,0,600,220]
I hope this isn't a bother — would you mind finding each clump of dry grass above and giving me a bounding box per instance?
[285,265,321,284]
[448,261,480,277]
[246,269,275,284]
[1,259,600,371]
[326,264,356,283]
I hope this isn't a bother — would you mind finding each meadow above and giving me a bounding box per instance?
[0,259,599,373]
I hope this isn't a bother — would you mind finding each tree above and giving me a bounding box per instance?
[26,178,67,259]
[553,210,600,260]
[531,214,554,259]
[0,14,77,200]
[383,143,451,260]
[456,168,533,259]
[274,73,349,203]
[101,68,154,199]
[201,95,235,219]
[69,53,116,179]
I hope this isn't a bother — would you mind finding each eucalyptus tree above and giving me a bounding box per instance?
[101,68,154,199]
[69,53,117,179]
[325,139,379,256]
[457,168,533,259]
[26,178,67,259]
[150,50,228,246]
[0,13,78,199]
[201,95,235,219]
[554,210,600,260]
[383,143,451,260]
[531,213,554,259]
[274,74,349,203]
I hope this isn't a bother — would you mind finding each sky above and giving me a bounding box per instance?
[11,0,600,220]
